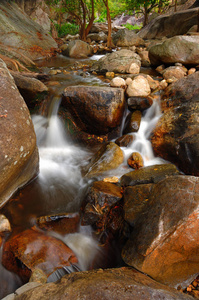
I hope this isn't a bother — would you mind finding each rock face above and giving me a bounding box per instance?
[138,8,199,39]
[0,0,57,60]
[151,72,199,176]
[62,86,125,136]
[149,36,199,65]
[122,175,199,288]
[0,59,39,207]
[112,28,145,47]
[91,49,141,74]
[62,40,93,58]
[13,267,192,299]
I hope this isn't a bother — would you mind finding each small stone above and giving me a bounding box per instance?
[159,79,168,90]
[106,72,115,78]
[29,268,47,284]
[128,62,140,74]
[49,70,58,75]
[156,64,165,74]
[103,176,119,183]
[127,152,144,169]
[110,77,126,87]
[0,215,11,233]
[188,68,196,75]
[126,77,133,85]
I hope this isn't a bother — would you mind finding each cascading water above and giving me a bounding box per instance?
[121,98,165,169]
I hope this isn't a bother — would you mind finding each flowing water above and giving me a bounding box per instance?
[0,54,164,299]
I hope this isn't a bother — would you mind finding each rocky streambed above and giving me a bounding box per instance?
[1,1,199,299]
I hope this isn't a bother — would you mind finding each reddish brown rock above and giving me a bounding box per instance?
[14,267,192,300]
[151,71,199,175]
[122,175,199,288]
[127,152,144,169]
[127,96,153,111]
[37,213,80,234]
[0,59,39,207]
[81,180,123,226]
[2,228,77,282]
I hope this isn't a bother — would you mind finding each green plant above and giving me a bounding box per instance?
[55,23,79,37]
[123,23,142,30]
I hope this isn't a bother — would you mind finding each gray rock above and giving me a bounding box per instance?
[62,40,93,58]
[112,28,145,47]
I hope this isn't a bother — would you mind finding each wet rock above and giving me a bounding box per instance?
[115,134,134,148]
[110,77,126,88]
[62,86,125,136]
[122,175,199,288]
[162,66,187,82]
[126,75,151,97]
[123,184,153,225]
[127,96,153,111]
[62,40,93,58]
[149,36,199,66]
[91,49,141,74]
[159,79,168,90]
[29,268,47,284]
[2,228,77,282]
[123,110,142,134]
[112,29,145,47]
[0,59,39,207]
[146,75,160,91]
[138,8,199,39]
[0,215,11,233]
[127,152,144,169]
[82,142,124,178]
[13,267,192,300]
[151,71,199,176]
[36,213,80,235]
[81,180,123,226]
[188,68,196,75]
[0,1,57,60]
[120,163,180,187]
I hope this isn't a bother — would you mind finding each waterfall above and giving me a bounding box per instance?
[122,99,165,167]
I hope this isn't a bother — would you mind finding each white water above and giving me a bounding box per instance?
[121,99,164,168]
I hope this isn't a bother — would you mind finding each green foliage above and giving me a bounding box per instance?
[123,23,142,31]
[55,23,79,37]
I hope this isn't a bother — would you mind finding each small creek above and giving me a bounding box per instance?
[0,54,164,299]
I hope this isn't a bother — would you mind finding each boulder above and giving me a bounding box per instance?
[126,75,151,97]
[12,267,192,299]
[149,36,199,66]
[0,0,57,61]
[2,228,78,282]
[162,66,187,82]
[127,152,144,169]
[87,32,107,43]
[138,8,199,39]
[81,180,123,226]
[120,163,180,187]
[82,142,124,178]
[62,86,125,135]
[110,76,126,88]
[151,71,199,176]
[112,29,145,47]
[91,49,141,74]
[115,134,134,148]
[62,40,93,58]
[122,175,199,288]
[0,59,39,207]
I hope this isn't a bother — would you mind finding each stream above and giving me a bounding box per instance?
[0,54,164,299]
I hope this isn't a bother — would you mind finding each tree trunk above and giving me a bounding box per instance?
[103,0,114,48]
[143,7,149,26]
[197,8,199,32]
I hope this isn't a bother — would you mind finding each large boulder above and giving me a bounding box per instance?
[122,175,199,288]
[0,0,57,61]
[0,59,39,207]
[12,267,192,299]
[91,49,141,74]
[138,8,199,39]
[62,86,125,136]
[149,35,199,65]
[112,28,145,47]
[151,71,199,176]
[62,40,93,58]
